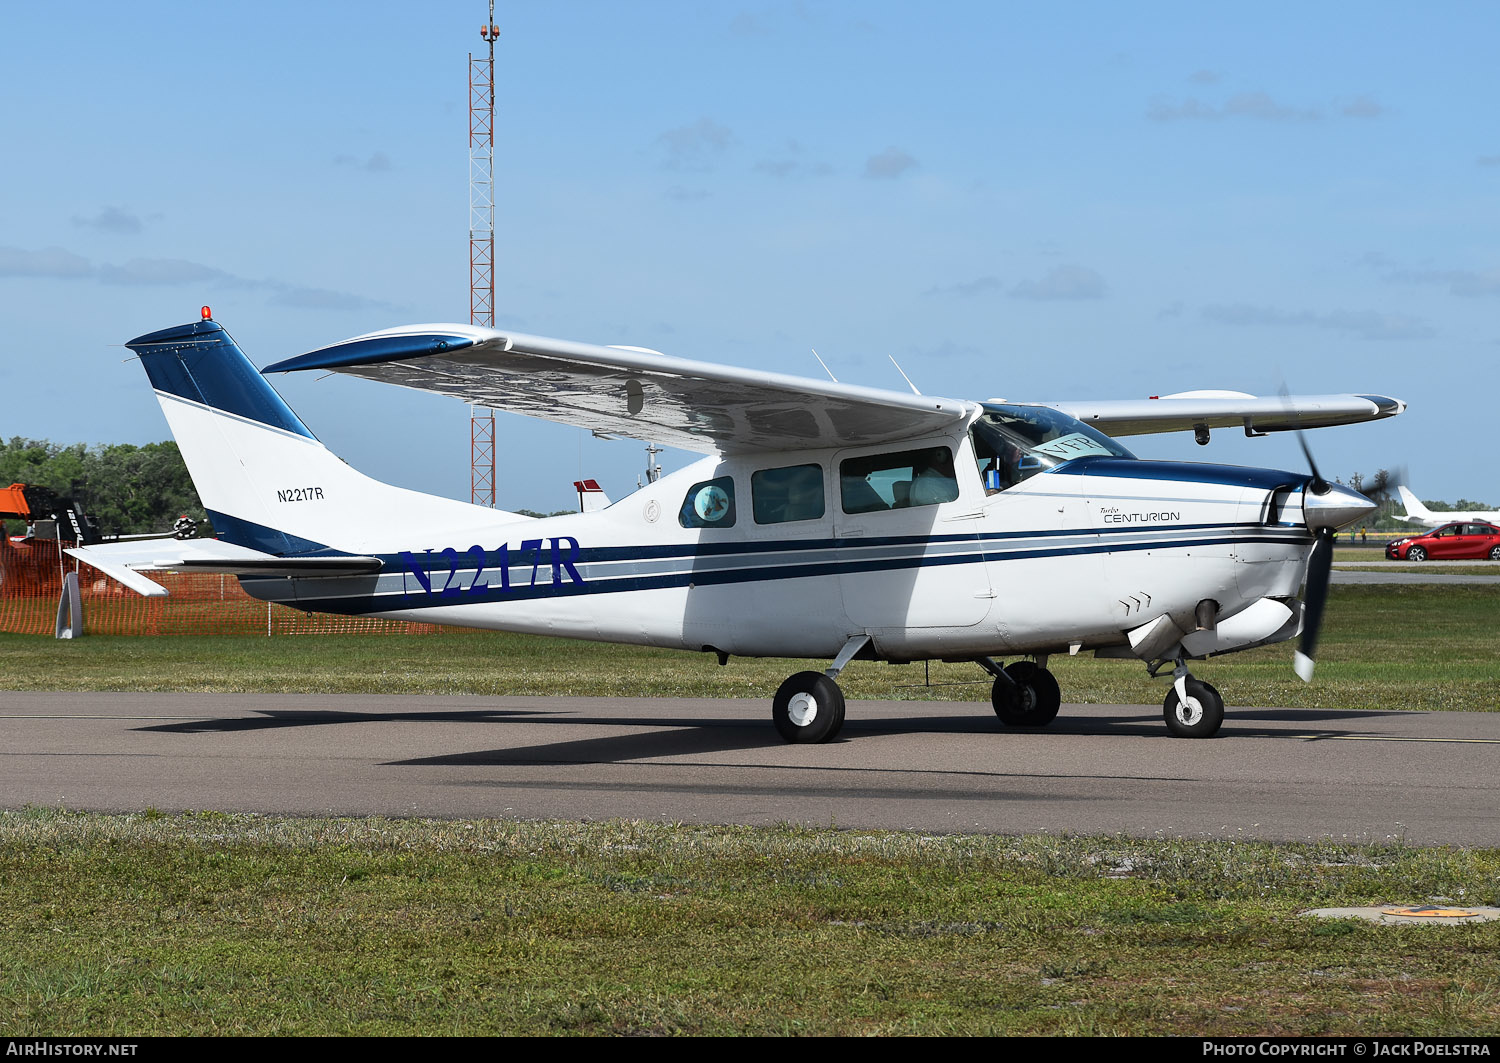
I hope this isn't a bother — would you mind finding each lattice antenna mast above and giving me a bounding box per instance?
[469,5,499,506]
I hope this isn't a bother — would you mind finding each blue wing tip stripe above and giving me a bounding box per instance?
[263,333,478,374]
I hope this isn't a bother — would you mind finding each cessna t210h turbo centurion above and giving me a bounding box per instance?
[73,310,1404,741]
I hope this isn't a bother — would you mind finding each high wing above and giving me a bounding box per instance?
[66,538,382,597]
[264,324,975,454]
[1039,390,1405,439]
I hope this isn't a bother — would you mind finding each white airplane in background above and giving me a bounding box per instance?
[1395,486,1500,527]
[73,309,1403,741]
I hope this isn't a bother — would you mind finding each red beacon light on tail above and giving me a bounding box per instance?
[201,306,213,321]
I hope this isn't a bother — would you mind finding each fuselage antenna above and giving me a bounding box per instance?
[889,355,922,396]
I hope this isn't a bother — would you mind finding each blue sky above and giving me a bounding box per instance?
[2,1,1495,511]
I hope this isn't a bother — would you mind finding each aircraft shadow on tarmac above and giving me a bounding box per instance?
[135,708,560,734]
[133,704,1408,766]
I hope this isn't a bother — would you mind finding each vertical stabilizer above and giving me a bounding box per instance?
[126,317,528,555]
[1395,486,1436,524]
[574,478,612,513]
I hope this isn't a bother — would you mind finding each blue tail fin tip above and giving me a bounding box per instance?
[126,319,315,440]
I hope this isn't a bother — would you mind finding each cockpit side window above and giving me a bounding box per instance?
[839,447,959,514]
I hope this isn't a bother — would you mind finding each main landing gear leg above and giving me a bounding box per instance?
[771,635,869,744]
[978,656,1062,728]
[1162,661,1224,739]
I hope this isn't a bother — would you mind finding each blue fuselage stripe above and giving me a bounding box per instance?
[279,525,1310,615]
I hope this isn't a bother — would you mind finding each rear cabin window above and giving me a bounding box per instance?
[839,447,959,514]
[679,476,736,529]
[752,463,825,525]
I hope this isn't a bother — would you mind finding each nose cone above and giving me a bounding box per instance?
[1303,480,1377,531]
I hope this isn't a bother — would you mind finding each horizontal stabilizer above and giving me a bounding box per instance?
[169,556,383,576]
[66,538,382,597]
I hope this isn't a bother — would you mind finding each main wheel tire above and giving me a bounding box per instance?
[992,661,1062,727]
[772,671,846,744]
[1163,678,1225,738]
[1408,546,1427,562]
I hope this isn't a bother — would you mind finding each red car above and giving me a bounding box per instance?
[1386,521,1500,561]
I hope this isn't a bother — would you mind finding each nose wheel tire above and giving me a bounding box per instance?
[1163,679,1224,738]
[992,661,1062,727]
[773,671,846,743]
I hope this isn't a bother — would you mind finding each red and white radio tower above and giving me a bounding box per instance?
[469,5,499,506]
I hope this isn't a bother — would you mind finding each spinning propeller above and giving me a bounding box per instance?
[1290,425,1376,682]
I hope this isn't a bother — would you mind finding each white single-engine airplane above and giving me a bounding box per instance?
[1395,486,1500,528]
[72,310,1404,741]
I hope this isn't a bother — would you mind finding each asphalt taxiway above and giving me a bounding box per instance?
[2,691,1496,845]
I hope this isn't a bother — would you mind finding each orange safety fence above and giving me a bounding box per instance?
[0,536,443,637]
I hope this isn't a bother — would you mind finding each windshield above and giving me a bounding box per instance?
[971,403,1135,493]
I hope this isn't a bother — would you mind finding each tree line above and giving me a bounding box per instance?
[0,437,206,537]
[1342,469,1492,527]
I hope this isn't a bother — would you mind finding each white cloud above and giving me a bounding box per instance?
[754,159,798,178]
[1202,303,1435,341]
[0,245,93,278]
[97,258,241,287]
[333,151,393,172]
[72,206,144,234]
[656,117,734,171]
[1149,91,1320,122]
[1341,95,1385,118]
[1387,268,1500,298]
[754,141,833,179]
[911,339,981,361]
[0,244,386,311]
[1225,92,1320,121]
[925,276,1003,298]
[864,146,917,179]
[729,11,770,36]
[1011,265,1106,301]
[269,285,392,311]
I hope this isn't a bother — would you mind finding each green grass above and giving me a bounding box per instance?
[2,585,1496,711]
[1342,565,1499,575]
[1333,546,1400,560]
[2,809,1498,1036]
